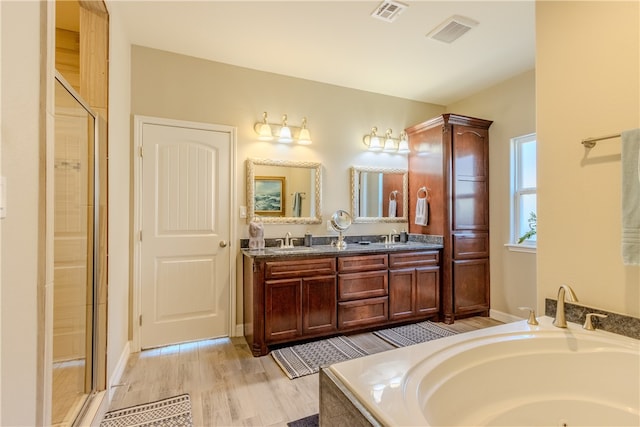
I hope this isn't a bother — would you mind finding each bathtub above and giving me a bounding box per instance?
[324,316,639,426]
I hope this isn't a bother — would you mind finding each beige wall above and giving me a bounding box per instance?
[0,1,42,424]
[447,70,537,319]
[536,1,640,317]
[106,4,132,390]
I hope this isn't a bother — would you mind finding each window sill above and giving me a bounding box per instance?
[504,243,537,254]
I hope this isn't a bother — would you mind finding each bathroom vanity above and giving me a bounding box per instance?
[242,242,442,356]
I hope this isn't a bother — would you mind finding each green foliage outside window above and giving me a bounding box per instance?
[517,212,537,244]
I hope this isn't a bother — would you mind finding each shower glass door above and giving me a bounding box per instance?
[52,76,97,425]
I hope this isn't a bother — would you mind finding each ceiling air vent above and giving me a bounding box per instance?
[427,15,478,43]
[371,1,408,23]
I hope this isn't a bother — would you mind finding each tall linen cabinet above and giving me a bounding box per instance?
[406,114,493,323]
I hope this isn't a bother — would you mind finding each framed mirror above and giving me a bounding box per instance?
[351,166,408,223]
[247,158,322,224]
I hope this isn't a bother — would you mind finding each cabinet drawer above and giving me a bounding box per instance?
[338,270,388,301]
[338,297,388,330]
[338,254,388,273]
[452,233,489,259]
[389,251,439,268]
[265,257,336,279]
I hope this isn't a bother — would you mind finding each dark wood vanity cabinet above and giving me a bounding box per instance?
[389,251,440,321]
[337,254,389,331]
[265,274,337,342]
[407,114,492,323]
[243,250,441,356]
[245,256,337,356]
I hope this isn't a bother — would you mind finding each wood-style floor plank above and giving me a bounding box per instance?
[107,317,503,426]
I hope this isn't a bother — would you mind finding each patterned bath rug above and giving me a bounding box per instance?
[100,394,193,427]
[287,413,319,427]
[271,336,370,379]
[373,320,457,348]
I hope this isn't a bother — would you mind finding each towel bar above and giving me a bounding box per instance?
[581,133,621,148]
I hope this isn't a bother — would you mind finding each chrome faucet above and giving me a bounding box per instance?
[553,284,578,328]
[388,229,398,244]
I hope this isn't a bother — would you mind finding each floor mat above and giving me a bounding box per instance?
[373,320,457,347]
[287,414,319,427]
[271,336,370,379]
[100,394,193,427]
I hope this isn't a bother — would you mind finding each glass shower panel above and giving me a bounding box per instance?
[52,78,96,425]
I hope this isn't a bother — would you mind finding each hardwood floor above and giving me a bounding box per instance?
[107,317,502,426]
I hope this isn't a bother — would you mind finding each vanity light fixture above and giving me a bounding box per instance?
[363,127,409,154]
[364,127,383,151]
[257,112,274,141]
[278,114,293,143]
[297,117,312,145]
[383,129,396,152]
[253,112,312,145]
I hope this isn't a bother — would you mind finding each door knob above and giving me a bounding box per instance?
[219,240,228,248]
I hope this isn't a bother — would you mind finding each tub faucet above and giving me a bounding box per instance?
[553,284,578,328]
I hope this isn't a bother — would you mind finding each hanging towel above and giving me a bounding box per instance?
[388,199,397,217]
[415,197,428,226]
[621,128,640,265]
[292,192,302,217]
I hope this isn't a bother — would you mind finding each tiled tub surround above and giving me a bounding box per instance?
[321,316,640,426]
[545,298,640,339]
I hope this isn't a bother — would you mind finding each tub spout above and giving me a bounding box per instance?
[553,284,578,328]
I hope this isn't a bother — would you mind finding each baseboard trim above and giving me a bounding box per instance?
[490,309,524,324]
[75,390,108,427]
[234,324,243,337]
[108,340,131,401]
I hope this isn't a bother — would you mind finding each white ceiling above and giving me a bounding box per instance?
[111,1,535,105]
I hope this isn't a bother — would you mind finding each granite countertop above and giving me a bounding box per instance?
[242,240,443,259]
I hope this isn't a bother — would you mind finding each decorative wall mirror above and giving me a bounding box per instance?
[351,166,408,223]
[246,158,322,224]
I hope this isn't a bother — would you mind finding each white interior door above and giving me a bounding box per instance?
[140,120,232,349]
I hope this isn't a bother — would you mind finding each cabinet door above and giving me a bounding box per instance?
[302,275,337,335]
[452,125,489,231]
[415,266,439,315]
[265,278,301,342]
[389,268,414,320]
[452,258,489,314]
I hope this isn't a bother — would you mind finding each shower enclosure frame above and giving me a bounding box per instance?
[51,71,101,426]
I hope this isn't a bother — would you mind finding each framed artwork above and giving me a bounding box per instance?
[254,176,286,216]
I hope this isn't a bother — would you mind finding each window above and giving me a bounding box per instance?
[510,133,537,249]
